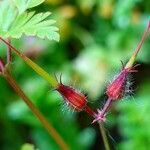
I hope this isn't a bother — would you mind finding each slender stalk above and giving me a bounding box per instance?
[125,21,150,68]
[3,71,69,150]
[84,106,96,117]
[133,21,150,58]
[99,122,110,150]
[94,99,111,150]
[0,37,59,88]
[7,38,11,64]
[100,98,113,117]
[87,99,111,150]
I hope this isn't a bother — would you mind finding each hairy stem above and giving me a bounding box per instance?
[0,37,59,88]
[101,98,113,117]
[99,123,110,150]
[3,72,69,150]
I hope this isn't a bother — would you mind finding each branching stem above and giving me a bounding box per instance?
[101,98,113,118]
[0,37,59,88]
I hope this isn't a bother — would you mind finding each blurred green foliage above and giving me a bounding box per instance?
[0,0,150,150]
[21,143,37,150]
[117,81,150,150]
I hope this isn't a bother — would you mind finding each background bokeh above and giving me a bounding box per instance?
[0,0,150,149]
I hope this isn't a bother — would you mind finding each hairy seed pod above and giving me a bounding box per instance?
[106,65,138,100]
[56,83,87,111]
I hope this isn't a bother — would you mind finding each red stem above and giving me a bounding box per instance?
[100,98,113,117]
[84,105,95,117]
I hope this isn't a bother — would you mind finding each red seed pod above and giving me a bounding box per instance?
[56,83,87,111]
[55,75,96,117]
[106,64,139,100]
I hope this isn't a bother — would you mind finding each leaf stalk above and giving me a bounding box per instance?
[0,37,59,88]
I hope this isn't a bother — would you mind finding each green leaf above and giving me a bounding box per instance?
[9,12,59,41]
[0,0,17,30]
[12,0,29,14]
[13,0,45,14]
[0,0,59,41]
[27,0,45,9]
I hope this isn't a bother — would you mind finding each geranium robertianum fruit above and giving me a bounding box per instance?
[106,64,139,100]
[93,21,150,123]
[106,21,150,101]
[57,83,87,111]
[0,21,149,124]
[56,81,96,117]
[0,37,96,120]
